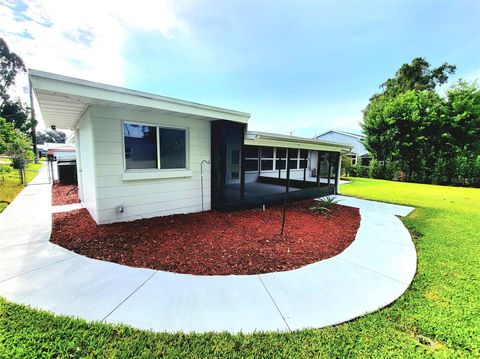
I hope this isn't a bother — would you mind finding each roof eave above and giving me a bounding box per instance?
[29,69,251,129]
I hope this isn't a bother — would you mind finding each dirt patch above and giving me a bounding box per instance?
[51,200,360,275]
[52,182,79,206]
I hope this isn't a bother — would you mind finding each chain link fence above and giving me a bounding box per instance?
[0,156,53,185]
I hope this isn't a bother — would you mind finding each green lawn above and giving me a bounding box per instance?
[0,161,43,213]
[0,178,479,358]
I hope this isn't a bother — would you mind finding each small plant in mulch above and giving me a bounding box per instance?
[309,196,339,215]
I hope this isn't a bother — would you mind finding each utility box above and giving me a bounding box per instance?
[57,161,77,184]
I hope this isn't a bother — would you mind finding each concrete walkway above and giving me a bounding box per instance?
[0,166,416,333]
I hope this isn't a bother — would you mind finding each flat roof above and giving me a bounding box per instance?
[317,130,364,139]
[245,131,352,152]
[29,69,251,129]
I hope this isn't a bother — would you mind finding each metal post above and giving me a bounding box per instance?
[18,158,24,184]
[335,153,341,194]
[257,147,261,175]
[240,145,245,201]
[327,154,332,186]
[200,160,210,211]
[316,151,321,187]
[280,148,291,236]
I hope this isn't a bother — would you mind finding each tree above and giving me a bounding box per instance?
[378,57,456,98]
[0,38,26,108]
[362,57,456,181]
[363,90,447,182]
[0,116,33,180]
[446,80,480,185]
[1,98,32,133]
[35,129,67,144]
[0,117,16,154]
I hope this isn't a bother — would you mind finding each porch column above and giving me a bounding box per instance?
[240,144,246,200]
[335,152,342,194]
[327,153,332,186]
[316,151,321,187]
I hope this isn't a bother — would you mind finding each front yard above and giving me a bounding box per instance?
[0,161,43,213]
[0,178,478,357]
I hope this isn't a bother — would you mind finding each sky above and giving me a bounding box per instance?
[1,0,479,136]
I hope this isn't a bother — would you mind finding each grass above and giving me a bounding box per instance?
[1,177,479,358]
[0,161,43,213]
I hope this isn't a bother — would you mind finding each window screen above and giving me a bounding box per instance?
[159,128,186,169]
[245,159,259,171]
[261,159,274,171]
[124,123,158,169]
[289,159,298,170]
[276,148,287,158]
[261,147,274,158]
[276,159,286,170]
[244,145,259,158]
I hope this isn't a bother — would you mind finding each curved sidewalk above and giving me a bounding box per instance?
[0,167,416,333]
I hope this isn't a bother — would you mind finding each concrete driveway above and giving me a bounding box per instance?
[0,166,416,333]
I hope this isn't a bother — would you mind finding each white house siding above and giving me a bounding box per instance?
[89,106,211,224]
[75,109,99,222]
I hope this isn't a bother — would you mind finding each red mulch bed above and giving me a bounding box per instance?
[52,182,79,206]
[51,200,360,275]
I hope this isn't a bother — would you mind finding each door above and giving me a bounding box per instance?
[226,145,241,184]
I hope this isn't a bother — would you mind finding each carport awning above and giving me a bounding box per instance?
[245,131,353,152]
[29,69,251,130]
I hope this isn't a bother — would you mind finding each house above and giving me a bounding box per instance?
[30,70,352,224]
[316,130,372,166]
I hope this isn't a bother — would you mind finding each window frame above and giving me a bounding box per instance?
[122,120,189,173]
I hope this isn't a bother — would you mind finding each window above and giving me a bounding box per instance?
[124,122,187,170]
[124,123,158,170]
[159,128,186,169]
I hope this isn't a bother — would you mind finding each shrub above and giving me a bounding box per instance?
[356,165,369,178]
[0,163,12,173]
[310,196,338,215]
[341,155,354,176]
[368,159,383,179]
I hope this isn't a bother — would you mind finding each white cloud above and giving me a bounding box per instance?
[1,0,187,115]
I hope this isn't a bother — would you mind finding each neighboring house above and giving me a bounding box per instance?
[37,142,76,160]
[316,130,372,166]
[30,70,351,224]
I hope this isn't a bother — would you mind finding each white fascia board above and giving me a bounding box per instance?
[29,69,251,124]
[245,131,353,152]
